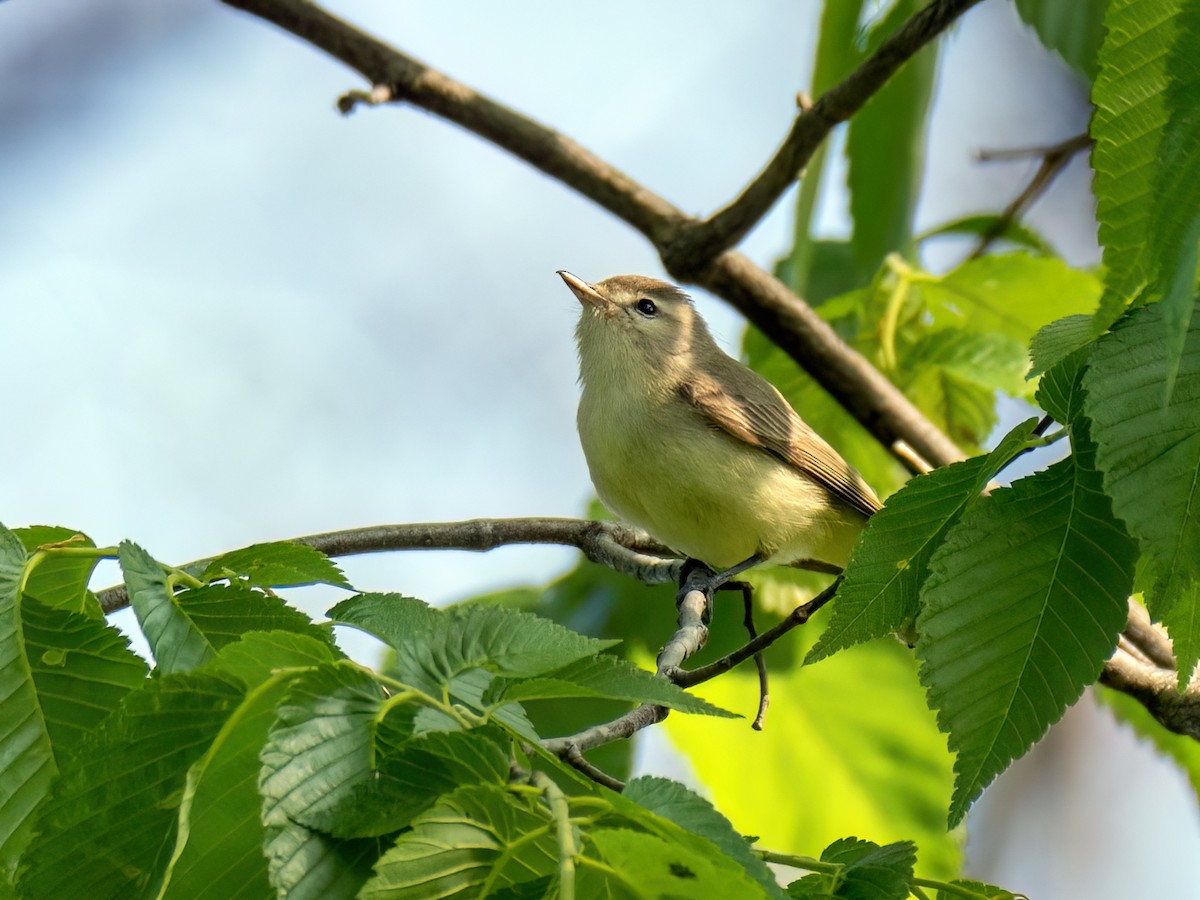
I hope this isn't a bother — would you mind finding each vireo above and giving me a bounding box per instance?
[559,271,879,587]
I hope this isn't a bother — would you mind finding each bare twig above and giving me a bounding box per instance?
[563,745,625,792]
[1101,647,1200,740]
[678,0,985,265]
[968,132,1091,259]
[96,517,681,613]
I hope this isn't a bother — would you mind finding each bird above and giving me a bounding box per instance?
[558,270,880,594]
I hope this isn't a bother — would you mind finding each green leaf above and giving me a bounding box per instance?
[13,526,102,617]
[1034,348,1088,426]
[263,825,380,900]
[664,639,959,880]
[785,0,866,300]
[120,540,215,673]
[22,598,147,754]
[787,837,916,900]
[201,541,351,590]
[580,827,771,899]
[917,436,1137,826]
[1029,313,1100,379]
[916,214,1054,256]
[17,673,244,900]
[360,784,559,899]
[1084,301,1200,680]
[807,419,1039,663]
[259,662,391,836]
[157,673,294,900]
[934,879,1020,899]
[490,654,736,717]
[203,629,338,687]
[1091,0,1200,360]
[846,0,937,274]
[1014,0,1109,77]
[623,776,784,899]
[924,254,1102,346]
[0,526,52,875]
[173,583,328,651]
[330,593,618,691]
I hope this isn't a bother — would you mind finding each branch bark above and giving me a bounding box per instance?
[96,517,680,612]
[219,0,969,470]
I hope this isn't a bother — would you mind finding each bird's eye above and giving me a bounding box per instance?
[635,298,658,317]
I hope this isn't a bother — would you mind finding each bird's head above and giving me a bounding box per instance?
[558,271,704,386]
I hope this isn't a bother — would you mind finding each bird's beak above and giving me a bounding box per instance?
[557,270,610,311]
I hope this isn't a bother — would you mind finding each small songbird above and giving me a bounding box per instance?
[559,270,880,587]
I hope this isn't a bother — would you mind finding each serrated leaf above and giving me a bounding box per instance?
[120,540,214,673]
[203,629,337,687]
[259,662,391,836]
[360,784,559,899]
[202,541,351,590]
[490,654,735,717]
[330,593,618,693]
[263,825,379,900]
[623,776,784,899]
[17,673,244,900]
[173,583,328,650]
[157,673,295,900]
[1091,0,1200,360]
[664,640,959,880]
[1145,2,1200,391]
[808,419,1039,663]
[0,525,52,874]
[1034,347,1087,425]
[1014,0,1108,77]
[916,214,1054,256]
[21,598,147,754]
[580,827,771,899]
[812,836,916,900]
[917,438,1136,826]
[1030,314,1101,379]
[13,526,102,617]
[1083,301,1200,680]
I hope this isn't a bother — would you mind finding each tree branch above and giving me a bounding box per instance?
[96,517,680,613]
[218,0,968,470]
[968,132,1091,259]
[676,0,985,266]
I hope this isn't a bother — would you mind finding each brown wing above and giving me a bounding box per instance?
[679,367,882,519]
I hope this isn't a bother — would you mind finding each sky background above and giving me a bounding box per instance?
[2,1,1195,896]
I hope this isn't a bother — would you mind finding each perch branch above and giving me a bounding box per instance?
[96,517,680,613]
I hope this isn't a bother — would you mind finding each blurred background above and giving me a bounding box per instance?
[1,1,1195,895]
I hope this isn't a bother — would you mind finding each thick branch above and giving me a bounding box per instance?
[679,0,985,265]
[96,518,680,613]
[219,0,968,470]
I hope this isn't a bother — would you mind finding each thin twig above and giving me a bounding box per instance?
[564,745,624,792]
[680,0,985,264]
[968,132,1091,260]
[673,580,840,688]
[96,518,681,612]
[219,0,968,472]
